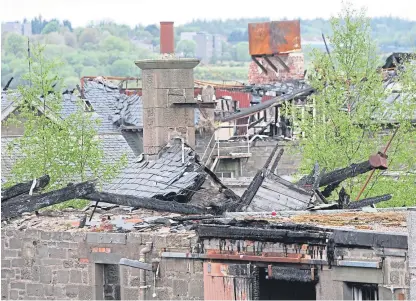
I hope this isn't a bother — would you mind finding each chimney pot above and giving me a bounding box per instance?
[160,21,174,54]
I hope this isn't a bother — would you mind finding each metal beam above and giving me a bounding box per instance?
[273,55,290,72]
[337,260,381,269]
[251,56,268,75]
[172,102,216,109]
[263,56,278,73]
[119,258,153,271]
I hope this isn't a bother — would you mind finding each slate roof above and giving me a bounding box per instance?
[1,134,137,183]
[103,140,205,201]
[83,80,143,133]
[247,174,313,212]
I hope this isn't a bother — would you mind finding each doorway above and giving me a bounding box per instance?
[258,267,316,300]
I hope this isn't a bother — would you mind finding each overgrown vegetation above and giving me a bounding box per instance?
[4,44,127,208]
[295,5,416,206]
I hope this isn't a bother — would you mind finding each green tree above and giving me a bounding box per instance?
[41,20,60,34]
[80,66,98,76]
[5,33,26,56]
[297,4,416,206]
[5,44,127,203]
[109,59,135,76]
[176,40,196,58]
[100,36,130,52]
[78,28,99,48]
[63,20,73,32]
[64,32,77,47]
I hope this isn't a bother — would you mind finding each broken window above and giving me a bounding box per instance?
[259,267,316,300]
[348,283,379,300]
[95,264,121,300]
[83,99,94,112]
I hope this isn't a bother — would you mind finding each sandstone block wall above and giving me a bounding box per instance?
[1,229,203,300]
[137,60,199,156]
[1,228,409,300]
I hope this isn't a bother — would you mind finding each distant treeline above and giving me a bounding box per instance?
[1,16,415,88]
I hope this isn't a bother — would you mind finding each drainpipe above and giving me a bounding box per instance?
[139,242,153,300]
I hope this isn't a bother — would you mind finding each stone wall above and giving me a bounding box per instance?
[136,59,199,156]
[408,208,416,300]
[2,227,409,300]
[1,229,203,300]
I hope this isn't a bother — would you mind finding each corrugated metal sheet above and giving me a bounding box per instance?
[248,20,301,56]
[247,174,312,211]
[203,262,251,301]
[160,21,174,54]
[215,90,252,108]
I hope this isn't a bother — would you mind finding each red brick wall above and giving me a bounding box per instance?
[248,52,305,85]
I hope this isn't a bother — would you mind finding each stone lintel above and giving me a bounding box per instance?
[135,59,200,70]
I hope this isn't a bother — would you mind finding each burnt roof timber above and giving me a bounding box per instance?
[220,87,315,122]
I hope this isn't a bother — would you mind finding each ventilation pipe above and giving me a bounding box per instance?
[160,21,174,54]
[139,242,153,300]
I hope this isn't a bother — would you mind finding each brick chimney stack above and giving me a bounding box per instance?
[160,21,174,54]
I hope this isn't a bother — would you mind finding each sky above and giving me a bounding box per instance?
[2,0,416,27]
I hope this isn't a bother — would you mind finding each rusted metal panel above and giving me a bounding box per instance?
[261,95,274,103]
[160,21,174,54]
[203,262,251,301]
[215,90,252,108]
[248,20,301,56]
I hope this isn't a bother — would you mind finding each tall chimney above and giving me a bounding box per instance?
[135,58,200,157]
[160,21,174,54]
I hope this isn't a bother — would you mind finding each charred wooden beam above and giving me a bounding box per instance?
[248,117,265,129]
[299,153,388,189]
[238,143,280,209]
[171,215,217,222]
[337,187,350,209]
[347,194,392,209]
[270,148,284,174]
[1,175,50,202]
[1,175,50,203]
[321,181,342,198]
[1,181,95,220]
[2,77,14,91]
[197,224,330,244]
[268,266,318,283]
[84,192,213,215]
